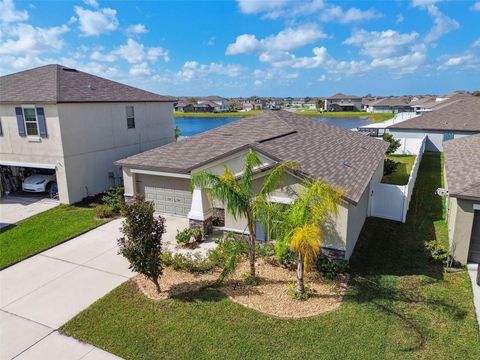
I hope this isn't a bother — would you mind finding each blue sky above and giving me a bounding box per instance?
[0,0,479,97]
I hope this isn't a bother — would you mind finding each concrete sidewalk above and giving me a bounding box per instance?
[0,219,129,360]
[467,263,480,331]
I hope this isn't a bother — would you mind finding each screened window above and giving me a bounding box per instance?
[126,106,135,129]
[23,108,39,136]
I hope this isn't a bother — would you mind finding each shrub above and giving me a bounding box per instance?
[161,252,213,273]
[274,240,297,268]
[425,240,450,264]
[176,228,192,245]
[287,282,315,300]
[192,227,203,242]
[118,196,166,293]
[384,158,399,175]
[102,187,125,214]
[95,204,115,219]
[383,133,401,155]
[316,253,349,280]
[256,242,275,258]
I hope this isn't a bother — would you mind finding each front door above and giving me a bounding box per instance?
[468,210,480,263]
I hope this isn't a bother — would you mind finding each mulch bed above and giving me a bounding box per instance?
[135,258,347,318]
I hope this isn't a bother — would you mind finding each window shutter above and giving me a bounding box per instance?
[36,108,48,138]
[15,107,26,137]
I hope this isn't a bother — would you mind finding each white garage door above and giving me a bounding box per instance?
[137,174,191,216]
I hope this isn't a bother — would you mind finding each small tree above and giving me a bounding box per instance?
[383,133,401,155]
[174,126,181,142]
[118,196,166,293]
[315,99,325,111]
[265,179,343,296]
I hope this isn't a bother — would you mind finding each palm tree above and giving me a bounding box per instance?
[191,150,295,282]
[174,126,181,142]
[267,179,343,294]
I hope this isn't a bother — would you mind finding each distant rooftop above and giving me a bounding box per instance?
[0,64,174,104]
[327,93,361,100]
[388,93,480,132]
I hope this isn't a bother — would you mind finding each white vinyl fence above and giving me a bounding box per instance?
[369,136,426,223]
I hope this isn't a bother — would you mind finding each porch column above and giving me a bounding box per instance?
[188,187,213,234]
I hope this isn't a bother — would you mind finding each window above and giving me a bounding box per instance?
[23,108,39,136]
[126,106,135,129]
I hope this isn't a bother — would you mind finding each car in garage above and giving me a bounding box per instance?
[22,170,57,196]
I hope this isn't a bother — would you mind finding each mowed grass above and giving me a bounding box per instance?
[62,153,480,360]
[295,110,394,123]
[382,155,416,185]
[174,110,262,118]
[0,204,107,269]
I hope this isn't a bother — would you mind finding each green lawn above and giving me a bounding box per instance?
[0,204,108,269]
[295,110,394,123]
[382,155,416,185]
[62,153,480,359]
[174,110,262,118]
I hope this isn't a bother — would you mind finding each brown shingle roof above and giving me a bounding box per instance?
[327,93,361,100]
[389,94,480,132]
[369,96,411,107]
[444,134,480,200]
[117,110,387,204]
[0,64,174,104]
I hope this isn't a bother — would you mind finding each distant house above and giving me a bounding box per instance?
[242,97,265,111]
[324,93,362,112]
[198,96,228,112]
[387,93,480,151]
[444,133,480,264]
[366,96,413,113]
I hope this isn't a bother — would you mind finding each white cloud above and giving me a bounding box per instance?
[226,24,326,58]
[254,79,262,86]
[291,46,328,68]
[177,61,245,82]
[437,52,480,71]
[130,62,152,76]
[424,5,459,42]
[472,38,480,48]
[90,39,169,64]
[318,74,326,81]
[443,54,473,67]
[0,0,28,23]
[396,14,404,24]
[83,0,99,8]
[472,2,480,11]
[0,23,69,55]
[74,6,119,36]
[126,23,148,36]
[411,0,440,7]
[343,29,426,75]
[207,37,215,46]
[237,0,292,15]
[320,6,382,24]
[344,29,419,59]
[236,0,382,23]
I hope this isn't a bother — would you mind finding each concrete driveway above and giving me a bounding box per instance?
[0,214,198,359]
[0,194,59,229]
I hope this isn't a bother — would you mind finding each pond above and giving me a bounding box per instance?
[174,115,372,137]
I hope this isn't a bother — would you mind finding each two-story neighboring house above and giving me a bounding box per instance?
[0,64,175,204]
[324,93,362,112]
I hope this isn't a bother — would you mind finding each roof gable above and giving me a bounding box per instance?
[0,64,174,104]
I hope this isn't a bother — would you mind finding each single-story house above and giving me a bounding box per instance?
[387,93,480,151]
[444,134,480,264]
[117,110,388,261]
[324,93,362,112]
[0,64,175,203]
[365,96,413,113]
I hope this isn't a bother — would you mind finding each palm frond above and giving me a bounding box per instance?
[240,150,262,195]
[289,224,322,268]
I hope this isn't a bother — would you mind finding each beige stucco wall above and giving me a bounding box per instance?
[0,104,69,201]
[447,196,476,264]
[58,102,174,203]
[0,101,174,203]
[134,173,190,196]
